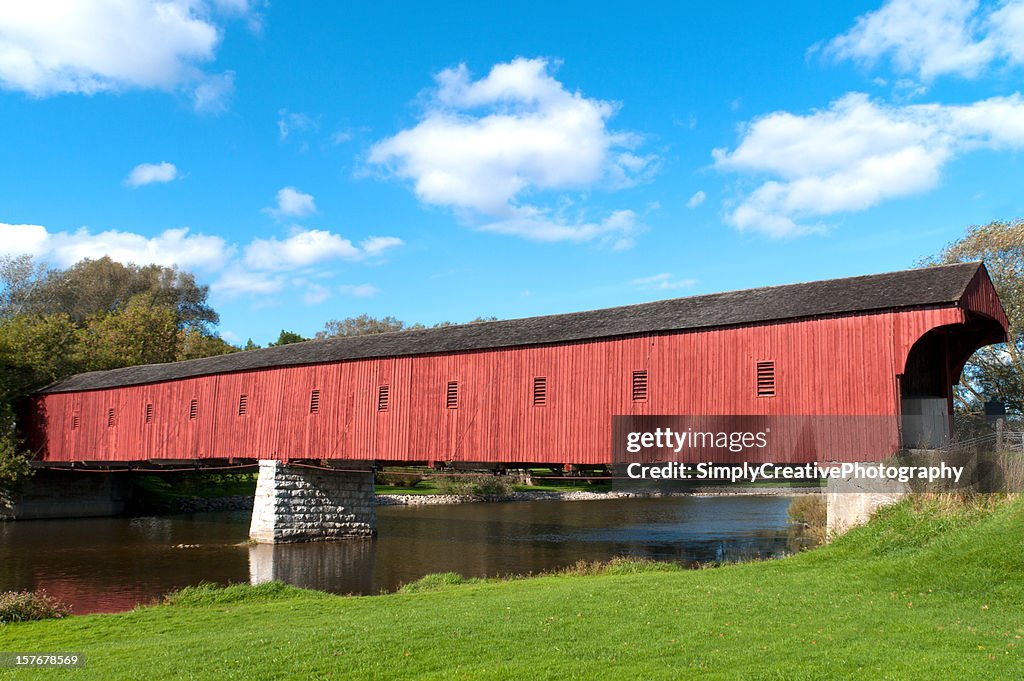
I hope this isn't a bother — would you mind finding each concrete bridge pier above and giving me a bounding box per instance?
[249,460,376,543]
[824,468,908,536]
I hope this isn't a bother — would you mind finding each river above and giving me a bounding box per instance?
[0,495,797,614]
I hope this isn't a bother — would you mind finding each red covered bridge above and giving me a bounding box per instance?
[24,262,1007,468]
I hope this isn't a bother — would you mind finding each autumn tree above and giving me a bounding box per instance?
[923,219,1024,412]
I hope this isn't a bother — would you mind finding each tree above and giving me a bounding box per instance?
[0,313,82,488]
[0,313,82,395]
[432,316,498,327]
[243,338,260,351]
[77,294,180,371]
[923,219,1024,412]
[0,254,49,319]
[268,330,308,346]
[0,256,235,489]
[32,257,218,331]
[316,314,497,340]
[316,314,418,339]
[177,328,239,361]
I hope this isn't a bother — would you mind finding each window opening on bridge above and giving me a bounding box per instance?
[309,389,320,414]
[757,361,776,397]
[145,403,153,424]
[107,408,115,427]
[533,376,547,406]
[189,398,198,420]
[72,413,80,430]
[238,393,248,416]
[378,385,390,412]
[446,381,458,409]
[632,370,648,402]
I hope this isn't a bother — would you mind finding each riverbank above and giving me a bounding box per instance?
[2,493,1019,679]
[377,486,820,505]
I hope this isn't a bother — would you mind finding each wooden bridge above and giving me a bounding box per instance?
[17,262,1008,541]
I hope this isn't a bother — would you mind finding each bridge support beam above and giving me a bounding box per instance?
[249,461,376,543]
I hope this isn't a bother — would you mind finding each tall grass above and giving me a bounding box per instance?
[787,494,827,549]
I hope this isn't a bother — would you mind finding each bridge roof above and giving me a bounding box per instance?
[40,261,989,394]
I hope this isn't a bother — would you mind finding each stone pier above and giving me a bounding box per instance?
[825,469,908,536]
[248,460,376,543]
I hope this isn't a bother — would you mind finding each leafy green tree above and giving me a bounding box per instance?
[77,295,180,371]
[0,313,81,488]
[923,219,1024,412]
[177,329,239,361]
[0,313,82,394]
[0,255,236,489]
[268,330,308,346]
[33,257,218,331]
[316,315,497,339]
[317,314,418,339]
[243,338,260,351]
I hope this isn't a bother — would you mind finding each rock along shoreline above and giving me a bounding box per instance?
[376,487,819,506]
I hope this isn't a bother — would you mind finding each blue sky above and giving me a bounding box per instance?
[1,1,1023,345]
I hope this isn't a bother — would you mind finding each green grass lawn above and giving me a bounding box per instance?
[2,495,1022,680]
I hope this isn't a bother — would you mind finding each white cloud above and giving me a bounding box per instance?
[713,92,1024,236]
[244,229,360,270]
[265,186,316,218]
[823,0,1024,83]
[191,70,234,113]
[478,209,643,250]
[0,220,402,306]
[629,273,698,291]
[339,283,380,298]
[330,130,352,144]
[0,1,250,110]
[0,222,49,256]
[124,161,179,187]
[369,57,653,246]
[0,222,231,270]
[212,266,286,297]
[302,282,330,305]
[360,235,404,256]
[686,190,706,208]
[276,109,318,142]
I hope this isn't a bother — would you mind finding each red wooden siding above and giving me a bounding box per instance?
[960,266,1008,329]
[29,301,997,466]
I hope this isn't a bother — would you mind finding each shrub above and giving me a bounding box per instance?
[434,474,515,497]
[788,494,827,549]
[0,590,71,623]
[375,472,425,488]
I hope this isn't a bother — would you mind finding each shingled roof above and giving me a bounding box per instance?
[39,261,988,393]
